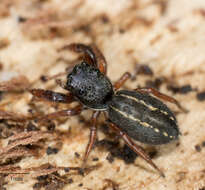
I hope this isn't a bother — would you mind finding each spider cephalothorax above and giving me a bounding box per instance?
[66,62,113,110]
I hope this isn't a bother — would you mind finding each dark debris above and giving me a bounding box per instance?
[106,153,114,163]
[96,139,137,164]
[67,178,73,184]
[46,147,59,155]
[100,14,110,24]
[46,122,56,131]
[40,75,48,83]
[145,77,165,89]
[33,172,66,190]
[195,144,201,152]
[131,64,153,82]
[103,179,119,190]
[136,64,153,76]
[74,152,80,158]
[196,91,205,101]
[167,84,196,94]
[148,148,158,159]
[17,16,27,23]
[97,138,159,165]
[92,157,99,161]
[26,122,39,132]
[78,183,83,187]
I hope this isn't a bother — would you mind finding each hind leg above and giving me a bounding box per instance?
[108,122,165,178]
[135,87,188,113]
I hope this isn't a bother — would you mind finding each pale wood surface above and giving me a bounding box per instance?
[0,0,205,189]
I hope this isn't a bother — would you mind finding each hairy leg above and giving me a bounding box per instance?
[114,72,131,91]
[90,44,107,74]
[30,89,74,103]
[83,111,100,163]
[58,43,107,74]
[135,87,188,113]
[37,104,83,122]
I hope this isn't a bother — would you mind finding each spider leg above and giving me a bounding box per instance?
[114,72,131,91]
[37,104,83,122]
[30,89,74,103]
[135,87,187,113]
[108,122,165,178]
[83,111,100,163]
[90,44,107,74]
[58,43,107,74]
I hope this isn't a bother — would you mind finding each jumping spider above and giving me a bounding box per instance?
[30,43,186,177]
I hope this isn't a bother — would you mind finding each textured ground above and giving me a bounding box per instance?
[0,0,205,189]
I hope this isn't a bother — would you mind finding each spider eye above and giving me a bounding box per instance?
[87,85,92,90]
[66,75,72,85]
[78,89,85,95]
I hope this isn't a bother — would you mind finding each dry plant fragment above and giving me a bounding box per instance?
[20,7,77,39]
[2,163,101,180]
[0,131,52,160]
[0,110,30,122]
[0,147,34,160]
[103,179,119,190]
[0,75,30,92]
[0,38,10,49]
[0,0,12,17]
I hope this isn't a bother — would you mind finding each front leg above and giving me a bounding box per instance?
[90,44,107,74]
[135,87,188,113]
[83,111,100,164]
[108,122,165,178]
[37,104,83,122]
[114,72,131,90]
[30,89,74,103]
[58,43,107,74]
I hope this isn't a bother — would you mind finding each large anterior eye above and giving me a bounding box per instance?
[78,89,85,95]
[75,66,82,74]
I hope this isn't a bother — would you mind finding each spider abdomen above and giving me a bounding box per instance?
[108,90,179,145]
